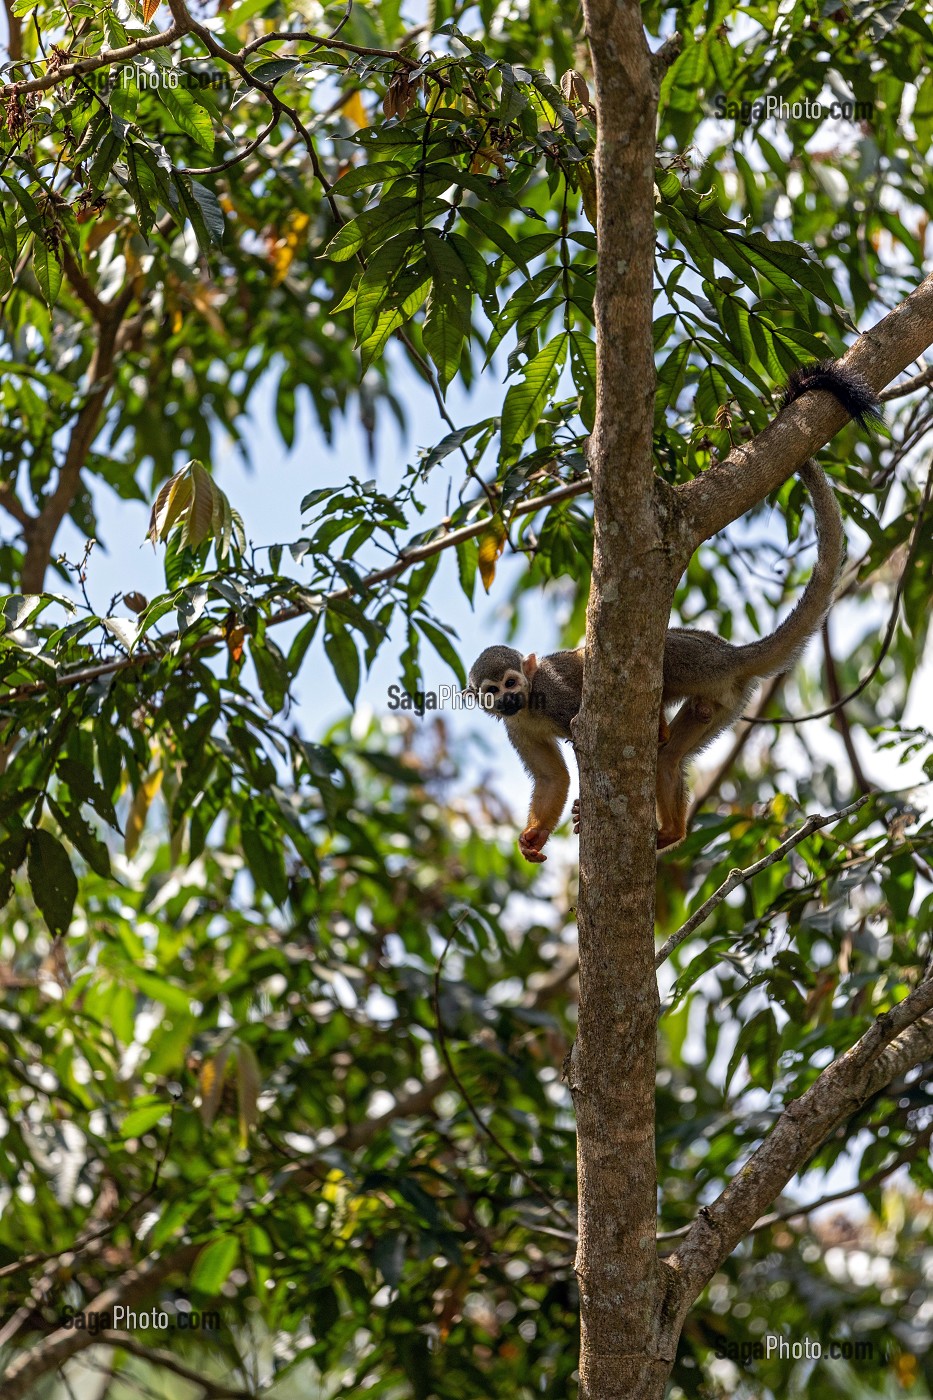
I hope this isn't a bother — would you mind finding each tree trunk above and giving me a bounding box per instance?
[571,3,680,1394]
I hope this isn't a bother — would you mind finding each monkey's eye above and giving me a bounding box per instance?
[486,685,498,695]
[504,677,516,688]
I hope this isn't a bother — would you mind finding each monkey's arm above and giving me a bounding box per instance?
[506,725,571,863]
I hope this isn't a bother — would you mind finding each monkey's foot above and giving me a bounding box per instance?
[571,798,581,835]
[519,825,550,863]
[656,827,685,851]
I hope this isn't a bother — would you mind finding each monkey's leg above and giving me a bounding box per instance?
[658,712,671,746]
[656,699,716,849]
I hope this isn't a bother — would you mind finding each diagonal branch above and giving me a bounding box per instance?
[3,472,592,702]
[664,977,933,1319]
[0,481,34,532]
[0,1244,201,1399]
[676,274,933,558]
[20,284,137,593]
[658,1117,933,1244]
[93,1334,251,1399]
[654,797,869,968]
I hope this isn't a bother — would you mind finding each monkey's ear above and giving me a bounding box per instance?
[521,653,538,678]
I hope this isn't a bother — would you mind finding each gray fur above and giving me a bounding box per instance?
[663,460,843,707]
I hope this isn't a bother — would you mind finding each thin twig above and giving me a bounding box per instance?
[658,1106,933,1244]
[654,796,870,968]
[746,459,933,726]
[1,473,592,703]
[879,363,933,400]
[4,22,186,97]
[93,1335,250,1400]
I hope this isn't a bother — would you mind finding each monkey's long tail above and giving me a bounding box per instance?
[732,460,845,680]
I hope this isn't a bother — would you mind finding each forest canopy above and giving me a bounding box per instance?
[1,0,932,1395]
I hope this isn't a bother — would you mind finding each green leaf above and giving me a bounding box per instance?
[191,1236,240,1293]
[0,832,28,909]
[124,143,154,238]
[190,180,225,244]
[27,829,78,937]
[172,173,215,253]
[422,233,473,390]
[157,82,215,153]
[500,332,568,461]
[58,757,120,828]
[568,331,596,430]
[249,635,289,714]
[49,798,112,878]
[324,618,361,704]
[33,240,63,308]
[121,1101,169,1138]
[241,810,288,904]
[416,618,465,684]
[354,231,419,344]
[460,204,529,274]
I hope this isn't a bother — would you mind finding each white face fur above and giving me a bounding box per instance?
[477,667,529,718]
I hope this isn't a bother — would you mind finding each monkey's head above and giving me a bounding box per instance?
[467,646,538,718]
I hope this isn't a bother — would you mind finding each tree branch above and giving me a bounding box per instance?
[677,274,933,556]
[238,28,421,65]
[94,1334,251,1399]
[0,1244,201,1398]
[3,22,186,97]
[878,362,933,400]
[0,481,34,532]
[654,797,869,968]
[821,617,873,794]
[665,979,933,1317]
[20,313,119,592]
[658,1118,933,1243]
[2,473,592,702]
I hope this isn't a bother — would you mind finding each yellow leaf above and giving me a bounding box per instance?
[199,1046,230,1127]
[142,0,161,21]
[148,460,236,557]
[271,210,311,286]
[470,145,508,176]
[477,520,506,592]
[341,91,369,129]
[124,768,163,857]
[184,461,216,549]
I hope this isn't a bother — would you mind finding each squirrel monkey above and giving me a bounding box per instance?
[468,361,881,862]
[467,646,584,862]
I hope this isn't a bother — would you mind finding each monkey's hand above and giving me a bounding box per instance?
[519,824,551,863]
[571,798,580,834]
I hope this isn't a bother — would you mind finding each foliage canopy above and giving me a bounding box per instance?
[0,0,932,1394]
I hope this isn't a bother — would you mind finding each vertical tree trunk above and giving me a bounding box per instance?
[571,3,680,1395]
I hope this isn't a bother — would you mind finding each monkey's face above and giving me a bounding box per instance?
[475,667,530,718]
